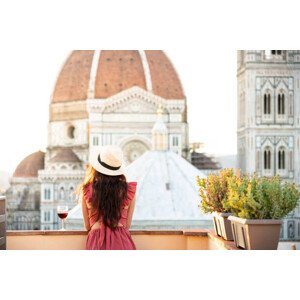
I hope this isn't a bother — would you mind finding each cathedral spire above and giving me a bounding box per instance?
[152,107,168,151]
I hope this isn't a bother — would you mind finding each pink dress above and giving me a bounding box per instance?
[84,182,137,250]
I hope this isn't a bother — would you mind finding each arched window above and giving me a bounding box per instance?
[278,93,285,115]
[263,93,271,114]
[268,94,271,114]
[264,148,271,170]
[271,50,282,55]
[172,136,179,147]
[278,148,285,170]
[34,191,40,210]
[93,136,99,146]
[44,189,50,200]
[59,187,65,200]
[44,211,50,222]
[67,125,75,139]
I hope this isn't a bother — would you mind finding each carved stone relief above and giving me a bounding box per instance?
[122,140,150,165]
[104,97,158,114]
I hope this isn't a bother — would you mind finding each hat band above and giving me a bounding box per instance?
[97,154,121,171]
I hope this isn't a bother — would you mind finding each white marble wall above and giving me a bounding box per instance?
[237,50,300,239]
[48,119,89,148]
[88,86,189,162]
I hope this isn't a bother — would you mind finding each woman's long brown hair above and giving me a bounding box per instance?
[79,165,128,229]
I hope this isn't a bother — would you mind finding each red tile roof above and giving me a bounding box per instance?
[13,151,45,178]
[52,50,94,102]
[95,50,147,98]
[51,50,185,102]
[50,148,81,163]
[145,50,185,99]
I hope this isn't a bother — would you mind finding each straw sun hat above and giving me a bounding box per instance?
[89,145,125,176]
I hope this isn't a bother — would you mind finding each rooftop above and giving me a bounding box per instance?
[49,147,82,163]
[52,50,185,102]
[125,151,209,221]
[13,151,45,178]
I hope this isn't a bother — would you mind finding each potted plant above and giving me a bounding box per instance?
[196,169,235,241]
[226,174,300,250]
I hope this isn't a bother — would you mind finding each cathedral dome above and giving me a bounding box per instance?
[50,148,81,163]
[125,151,210,223]
[51,50,185,102]
[13,151,45,178]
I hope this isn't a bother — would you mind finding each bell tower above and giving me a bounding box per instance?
[237,50,300,240]
[237,50,300,179]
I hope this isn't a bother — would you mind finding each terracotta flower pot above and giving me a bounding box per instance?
[212,212,234,241]
[228,216,282,250]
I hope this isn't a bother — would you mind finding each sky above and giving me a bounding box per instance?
[1,0,265,175]
[0,47,237,174]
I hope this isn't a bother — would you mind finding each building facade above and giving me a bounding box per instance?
[237,50,300,240]
[38,148,85,230]
[7,50,190,230]
[5,151,44,230]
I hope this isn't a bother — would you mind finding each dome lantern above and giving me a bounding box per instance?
[152,107,168,151]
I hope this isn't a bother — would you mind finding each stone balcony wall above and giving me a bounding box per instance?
[6,229,238,250]
[0,196,6,250]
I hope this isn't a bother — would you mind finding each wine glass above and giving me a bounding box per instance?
[57,205,68,231]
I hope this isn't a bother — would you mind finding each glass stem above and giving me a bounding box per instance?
[62,219,64,230]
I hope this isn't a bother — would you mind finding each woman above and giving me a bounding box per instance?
[80,145,137,250]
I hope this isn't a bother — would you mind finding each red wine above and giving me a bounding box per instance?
[58,212,68,219]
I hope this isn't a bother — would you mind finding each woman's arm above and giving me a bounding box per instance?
[81,196,91,231]
[126,196,136,229]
